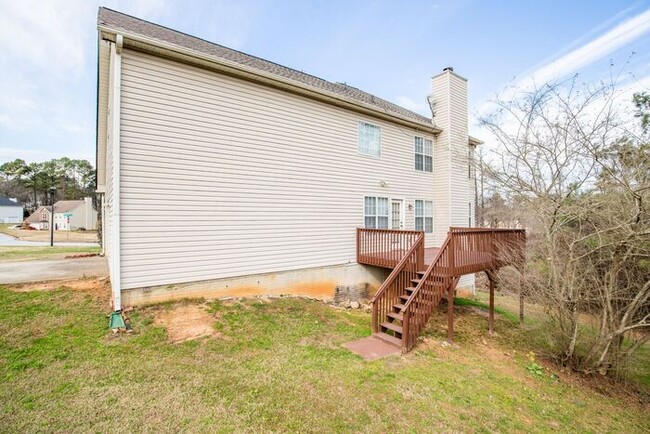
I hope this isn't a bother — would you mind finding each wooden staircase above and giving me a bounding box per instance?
[359,227,526,352]
[374,270,438,347]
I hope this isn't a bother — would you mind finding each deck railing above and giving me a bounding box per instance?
[356,228,423,269]
[402,227,525,351]
[448,227,526,274]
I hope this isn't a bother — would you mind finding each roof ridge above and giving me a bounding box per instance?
[97,7,433,126]
[98,7,331,85]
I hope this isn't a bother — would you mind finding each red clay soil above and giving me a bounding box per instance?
[153,304,221,343]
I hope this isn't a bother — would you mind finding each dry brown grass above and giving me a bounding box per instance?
[0,226,98,243]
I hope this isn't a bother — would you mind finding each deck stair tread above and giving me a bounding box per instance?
[373,332,402,347]
[387,312,403,321]
[381,321,403,333]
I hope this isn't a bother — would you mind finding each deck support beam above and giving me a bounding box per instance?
[447,282,454,342]
[519,272,525,325]
[447,232,455,343]
[487,270,495,334]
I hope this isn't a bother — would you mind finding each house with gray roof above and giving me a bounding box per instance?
[96,8,480,315]
[25,198,97,231]
[0,197,23,224]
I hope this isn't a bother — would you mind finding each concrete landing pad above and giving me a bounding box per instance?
[343,336,401,361]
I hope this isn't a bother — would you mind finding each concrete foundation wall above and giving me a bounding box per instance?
[121,263,390,307]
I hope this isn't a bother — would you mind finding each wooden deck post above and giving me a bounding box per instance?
[519,272,525,325]
[447,232,455,342]
[487,270,495,334]
[447,281,454,342]
[519,232,526,325]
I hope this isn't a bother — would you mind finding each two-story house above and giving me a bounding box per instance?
[96,8,482,313]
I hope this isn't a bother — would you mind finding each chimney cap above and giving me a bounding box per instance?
[443,66,454,72]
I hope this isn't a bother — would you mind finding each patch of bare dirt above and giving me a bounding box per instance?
[153,304,221,343]
[10,277,110,299]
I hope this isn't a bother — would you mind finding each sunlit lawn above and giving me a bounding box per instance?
[0,284,647,432]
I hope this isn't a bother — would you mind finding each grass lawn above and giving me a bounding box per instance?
[0,223,98,243]
[0,246,100,262]
[0,283,648,432]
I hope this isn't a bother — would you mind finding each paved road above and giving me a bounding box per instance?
[0,256,109,284]
[0,233,99,247]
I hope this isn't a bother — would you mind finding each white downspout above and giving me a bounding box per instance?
[112,34,123,311]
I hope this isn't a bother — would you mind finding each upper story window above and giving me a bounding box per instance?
[358,122,381,157]
[364,196,389,229]
[415,200,433,233]
[415,137,433,172]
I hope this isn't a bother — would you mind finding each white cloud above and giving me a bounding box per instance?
[475,8,650,120]
[522,9,650,87]
[0,0,176,164]
[0,0,94,74]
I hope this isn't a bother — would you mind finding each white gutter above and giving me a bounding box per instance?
[111,34,123,311]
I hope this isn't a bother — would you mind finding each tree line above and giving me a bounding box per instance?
[0,158,95,214]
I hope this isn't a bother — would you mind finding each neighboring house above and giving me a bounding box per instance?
[96,8,481,311]
[25,198,97,231]
[0,197,23,224]
[24,206,51,230]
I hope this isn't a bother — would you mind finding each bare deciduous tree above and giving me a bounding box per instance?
[480,76,649,377]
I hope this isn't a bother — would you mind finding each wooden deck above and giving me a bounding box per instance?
[359,246,494,275]
[356,227,527,351]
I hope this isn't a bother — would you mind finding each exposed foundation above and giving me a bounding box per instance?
[121,263,389,307]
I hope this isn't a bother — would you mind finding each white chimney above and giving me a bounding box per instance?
[430,67,470,245]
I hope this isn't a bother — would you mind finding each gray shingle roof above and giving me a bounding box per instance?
[0,197,21,207]
[97,7,433,126]
[52,200,85,213]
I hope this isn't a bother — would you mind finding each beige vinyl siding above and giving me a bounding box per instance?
[448,76,470,228]
[118,49,436,290]
[96,40,110,191]
[431,75,451,246]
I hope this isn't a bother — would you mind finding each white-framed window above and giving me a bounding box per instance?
[358,122,381,157]
[415,200,433,233]
[415,136,433,172]
[364,196,389,229]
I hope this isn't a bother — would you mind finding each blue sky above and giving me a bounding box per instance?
[2,0,650,165]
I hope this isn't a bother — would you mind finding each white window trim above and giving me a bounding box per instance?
[358,121,382,158]
[414,136,433,173]
[363,195,390,229]
[415,199,434,233]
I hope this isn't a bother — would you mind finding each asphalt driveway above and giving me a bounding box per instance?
[0,256,108,284]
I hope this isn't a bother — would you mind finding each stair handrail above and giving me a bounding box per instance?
[403,234,452,309]
[370,232,424,304]
[370,232,424,334]
[402,233,453,351]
